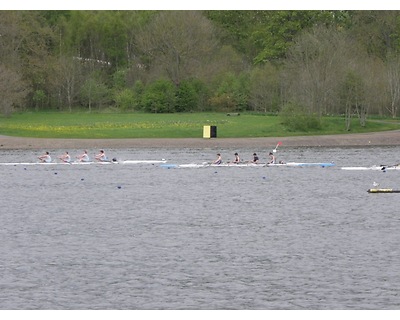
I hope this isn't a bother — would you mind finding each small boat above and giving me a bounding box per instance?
[161,162,267,169]
[0,161,116,166]
[121,160,167,164]
[368,188,400,193]
[341,165,400,171]
[208,163,266,167]
[161,161,334,169]
[0,159,167,166]
[267,162,335,167]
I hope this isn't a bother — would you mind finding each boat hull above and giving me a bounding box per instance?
[122,160,167,164]
[267,162,335,167]
[161,162,334,168]
[161,163,267,168]
[0,159,167,166]
[341,166,400,171]
[368,188,400,193]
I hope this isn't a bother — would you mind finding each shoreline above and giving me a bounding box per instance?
[1,130,400,150]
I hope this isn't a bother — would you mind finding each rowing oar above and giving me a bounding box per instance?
[273,141,282,153]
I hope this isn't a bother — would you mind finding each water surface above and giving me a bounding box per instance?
[0,146,399,309]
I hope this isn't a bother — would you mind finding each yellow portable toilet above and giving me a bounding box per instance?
[203,125,217,138]
[203,125,211,138]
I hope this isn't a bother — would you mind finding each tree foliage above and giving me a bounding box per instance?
[1,10,400,124]
[0,64,28,116]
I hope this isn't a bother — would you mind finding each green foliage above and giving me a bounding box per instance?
[253,11,346,64]
[2,10,400,120]
[141,79,176,113]
[79,77,110,111]
[62,11,155,69]
[206,11,344,64]
[209,72,250,112]
[280,102,322,132]
[113,89,136,111]
[350,11,400,59]
[175,80,200,112]
[112,69,128,89]
[32,90,47,111]
[208,93,237,112]
[249,63,281,113]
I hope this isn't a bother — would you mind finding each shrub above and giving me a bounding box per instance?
[141,79,176,113]
[114,88,136,110]
[175,80,199,112]
[280,102,322,131]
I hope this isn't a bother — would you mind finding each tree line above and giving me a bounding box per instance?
[1,10,400,130]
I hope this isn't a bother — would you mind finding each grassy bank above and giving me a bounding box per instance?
[1,112,399,139]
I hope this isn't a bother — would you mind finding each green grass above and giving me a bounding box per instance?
[0,112,399,139]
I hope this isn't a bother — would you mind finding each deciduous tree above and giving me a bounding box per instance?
[135,11,220,86]
[0,65,28,116]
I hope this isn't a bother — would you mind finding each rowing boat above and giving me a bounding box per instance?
[0,159,167,166]
[161,163,267,168]
[267,162,335,167]
[0,162,109,166]
[160,161,335,169]
[122,160,167,164]
[368,188,400,193]
[341,165,400,171]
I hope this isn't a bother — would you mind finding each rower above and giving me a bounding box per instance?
[267,152,276,164]
[38,151,52,163]
[213,153,222,165]
[251,153,259,163]
[232,152,240,164]
[58,151,71,163]
[77,150,90,162]
[95,149,108,162]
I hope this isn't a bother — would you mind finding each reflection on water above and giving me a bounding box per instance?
[0,146,399,309]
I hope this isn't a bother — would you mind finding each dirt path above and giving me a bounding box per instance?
[1,130,400,150]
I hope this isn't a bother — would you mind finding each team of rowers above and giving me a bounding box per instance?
[38,149,281,165]
[38,150,109,163]
[213,151,282,165]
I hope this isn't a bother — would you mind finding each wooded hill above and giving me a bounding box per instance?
[1,11,400,130]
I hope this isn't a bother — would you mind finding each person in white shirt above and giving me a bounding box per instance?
[77,150,90,162]
[58,151,71,163]
[38,151,52,163]
[267,152,276,164]
[95,150,108,162]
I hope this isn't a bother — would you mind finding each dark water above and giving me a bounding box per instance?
[1,146,400,309]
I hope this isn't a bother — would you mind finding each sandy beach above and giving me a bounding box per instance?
[1,130,400,150]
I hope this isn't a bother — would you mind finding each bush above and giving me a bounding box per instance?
[114,89,136,110]
[175,80,199,112]
[280,102,322,131]
[141,79,176,113]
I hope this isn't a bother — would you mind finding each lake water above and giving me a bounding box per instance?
[1,146,400,310]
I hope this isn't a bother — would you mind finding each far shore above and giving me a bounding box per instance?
[1,130,400,150]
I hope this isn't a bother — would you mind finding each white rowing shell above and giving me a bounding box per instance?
[267,162,335,167]
[0,159,167,166]
[122,160,167,164]
[162,162,335,169]
[341,166,400,171]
